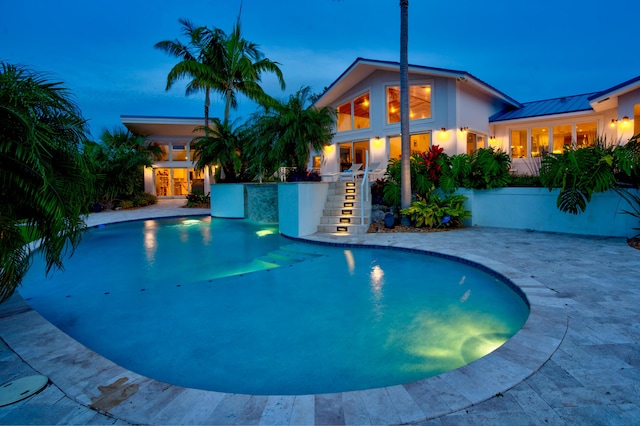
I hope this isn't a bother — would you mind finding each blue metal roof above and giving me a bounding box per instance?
[489,92,599,122]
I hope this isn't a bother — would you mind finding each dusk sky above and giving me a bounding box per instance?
[3,0,639,138]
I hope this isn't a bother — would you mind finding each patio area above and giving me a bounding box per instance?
[0,199,638,425]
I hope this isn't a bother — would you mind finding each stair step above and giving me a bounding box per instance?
[317,223,370,234]
[320,216,370,225]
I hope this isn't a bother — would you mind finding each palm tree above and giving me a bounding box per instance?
[0,62,91,303]
[155,14,286,126]
[252,86,334,176]
[400,0,411,218]
[154,18,224,129]
[211,15,286,122]
[192,117,251,182]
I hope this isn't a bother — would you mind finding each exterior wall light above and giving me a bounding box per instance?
[459,126,469,133]
[622,116,630,126]
[610,119,617,127]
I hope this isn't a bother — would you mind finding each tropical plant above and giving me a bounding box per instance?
[192,117,252,182]
[0,62,91,303]
[400,191,470,228]
[440,147,511,192]
[540,144,616,214]
[251,86,335,176]
[383,154,433,206]
[155,15,285,124]
[154,18,223,129]
[83,127,160,209]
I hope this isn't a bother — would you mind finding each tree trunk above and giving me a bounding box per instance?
[400,0,411,221]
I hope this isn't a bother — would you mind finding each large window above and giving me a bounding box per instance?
[386,85,431,124]
[510,122,598,158]
[552,124,572,153]
[531,127,548,157]
[466,132,486,155]
[510,129,528,158]
[336,92,370,132]
[389,133,431,160]
[338,140,369,171]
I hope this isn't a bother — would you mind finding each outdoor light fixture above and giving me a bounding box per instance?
[622,116,630,125]
[440,127,446,133]
[460,126,469,132]
[610,119,618,127]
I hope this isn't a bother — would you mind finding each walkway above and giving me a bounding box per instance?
[0,199,638,425]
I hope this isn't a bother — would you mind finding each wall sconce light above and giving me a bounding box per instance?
[610,119,618,127]
[459,126,469,133]
[324,145,335,154]
[373,136,383,147]
[622,116,630,126]
[440,127,446,133]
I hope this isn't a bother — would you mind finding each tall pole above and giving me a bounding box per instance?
[400,0,411,223]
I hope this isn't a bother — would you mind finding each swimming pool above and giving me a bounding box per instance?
[19,217,529,395]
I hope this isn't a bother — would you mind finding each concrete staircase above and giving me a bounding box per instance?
[317,181,370,234]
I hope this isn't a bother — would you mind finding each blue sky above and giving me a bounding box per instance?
[3,0,639,138]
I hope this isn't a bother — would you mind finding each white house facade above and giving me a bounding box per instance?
[311,58,640,177]
[121,115,211,198]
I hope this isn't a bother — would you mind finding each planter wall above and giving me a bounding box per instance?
[245,184,279,223]
[458,187,638,237]
[210,183,245,218]
[278,182,329,238]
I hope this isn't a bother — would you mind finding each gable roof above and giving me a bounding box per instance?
[588,74,640,112]
[313,57,521,109]
[490,93,599,122]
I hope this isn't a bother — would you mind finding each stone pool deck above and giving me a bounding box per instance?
[0,199,639,425]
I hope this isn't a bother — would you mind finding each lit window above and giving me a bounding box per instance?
[336,93,371,133]
[337,102,352,132]
[552,124,572,153]
[531,127,548,157]
[386,85,431,124]
[172,144,187,161]
[576,122,597,148]
[389,133,431,160]
[510,129,528,158]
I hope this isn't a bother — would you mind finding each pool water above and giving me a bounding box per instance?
[20,217,529,395]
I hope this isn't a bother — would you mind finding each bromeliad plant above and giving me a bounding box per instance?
[400,188,470,228]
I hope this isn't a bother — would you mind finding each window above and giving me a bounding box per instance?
[338,140,369,171]
[466,132,485,155]
[531,127,548,157]
[552,124,572,153]
[336,92,370,132]
[510,129,528,158]
[635,104,640,136]
[576,122,597,148]
[172,144,187,161]
[189,143,200,161]
[389,133,431,160]
[312,156,321,171]
[386,85,431,124]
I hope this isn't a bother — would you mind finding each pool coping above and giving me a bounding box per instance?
[0,209,568,425]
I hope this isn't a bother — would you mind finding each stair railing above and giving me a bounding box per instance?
[360,152,370,226]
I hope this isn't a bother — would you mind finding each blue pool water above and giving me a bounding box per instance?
[20,217,529,395]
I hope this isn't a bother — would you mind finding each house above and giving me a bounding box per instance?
[121,115,212,198]
[311,57,640,177]
[122,58,640,198]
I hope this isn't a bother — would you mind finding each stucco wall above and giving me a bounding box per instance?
[458,187,638,237]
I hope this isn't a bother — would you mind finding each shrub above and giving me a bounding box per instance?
[186,192,210,207]
[440,147,511,193]
[400,191,470,228]
[508,174,542,187]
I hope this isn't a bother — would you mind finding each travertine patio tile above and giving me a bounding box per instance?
[148,388,226,425]
[341,391,371,425]
[258,395,293,425]
[289,395,315,425]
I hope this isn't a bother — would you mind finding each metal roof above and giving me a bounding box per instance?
[588,74,640,102]
[489,93,599,122]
